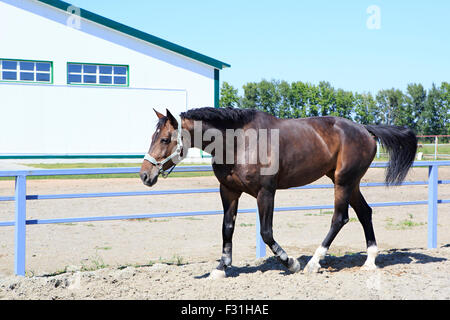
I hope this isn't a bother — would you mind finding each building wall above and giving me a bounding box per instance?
[0,0,215,154]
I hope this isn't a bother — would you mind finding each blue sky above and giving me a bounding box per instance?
[70,0,449,95]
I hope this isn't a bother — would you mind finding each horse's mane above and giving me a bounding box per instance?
[180,107,258,129]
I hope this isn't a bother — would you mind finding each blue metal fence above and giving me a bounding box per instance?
[0,161,449,276]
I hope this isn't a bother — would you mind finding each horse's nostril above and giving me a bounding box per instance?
[140,172,148,183]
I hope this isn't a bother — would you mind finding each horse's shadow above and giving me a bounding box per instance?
[195,256,287,279]
[196,246,448,278]
[318,247,447,273]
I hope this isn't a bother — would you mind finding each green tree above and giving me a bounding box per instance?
[278,80,292,118]
[405,83,426,132]
[333,89,354,119]
[290,81,309,118]
[238,80,449,132]
[440,82,450,134]
[305,83,320,117]
[241,82,259,110]
[421,83,446,135]
[354,92,376,124]
[375,89,406,125]
[219,82,240,108]
[257,79,281,116]
[421,83,449,135]
[317,81,336,116]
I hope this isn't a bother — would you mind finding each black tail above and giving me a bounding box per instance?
[364,124,418,186]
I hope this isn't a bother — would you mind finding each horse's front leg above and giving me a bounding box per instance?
[257,188,300,273]
[209,184,241,279]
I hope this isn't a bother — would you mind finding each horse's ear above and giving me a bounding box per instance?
[153,108,165,119]
[166,109,178,129]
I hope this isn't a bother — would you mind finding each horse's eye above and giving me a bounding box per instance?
[160,138,171,144]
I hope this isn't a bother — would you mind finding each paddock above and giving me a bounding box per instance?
[0,164,449,299]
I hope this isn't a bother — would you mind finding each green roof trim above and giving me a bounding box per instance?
[36,0,230,70]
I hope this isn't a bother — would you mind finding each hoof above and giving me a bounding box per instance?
[209,269,226,279]
[288,258,301,273]
[304,260,321,273]
[361,263,378,271]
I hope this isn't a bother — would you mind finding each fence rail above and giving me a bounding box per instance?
[0,161,449,276]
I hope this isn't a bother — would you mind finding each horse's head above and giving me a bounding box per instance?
[140,108,182,187]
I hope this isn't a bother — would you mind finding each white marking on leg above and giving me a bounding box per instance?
[279,252,288,261]
[362,245,378,270]
[305,246,327,273]
[288,258,301,273]
[209,269,226,279]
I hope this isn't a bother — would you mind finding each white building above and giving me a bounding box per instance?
[0,0,229,158]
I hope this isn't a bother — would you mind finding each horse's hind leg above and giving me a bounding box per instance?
[257,188,300,273]
[209,184,241,279]
[350,187,378,270]
[305,182,353,273]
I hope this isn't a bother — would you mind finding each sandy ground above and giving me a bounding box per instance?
[0,166,449,299]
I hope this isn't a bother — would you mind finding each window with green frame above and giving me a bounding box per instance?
[0,59,52,83]
[67,63,128,86]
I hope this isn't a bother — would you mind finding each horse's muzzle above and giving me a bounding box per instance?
[140,171,158,187]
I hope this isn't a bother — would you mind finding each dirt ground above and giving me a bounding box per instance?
[0,166,449,300]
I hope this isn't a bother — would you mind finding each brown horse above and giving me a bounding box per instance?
[140,107,417,278]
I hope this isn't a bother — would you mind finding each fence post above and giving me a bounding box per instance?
[14,175,27,276]
[427,165,438,249]
[376,140,380,159]
[255,208,266,258]
[434,136,438,160]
